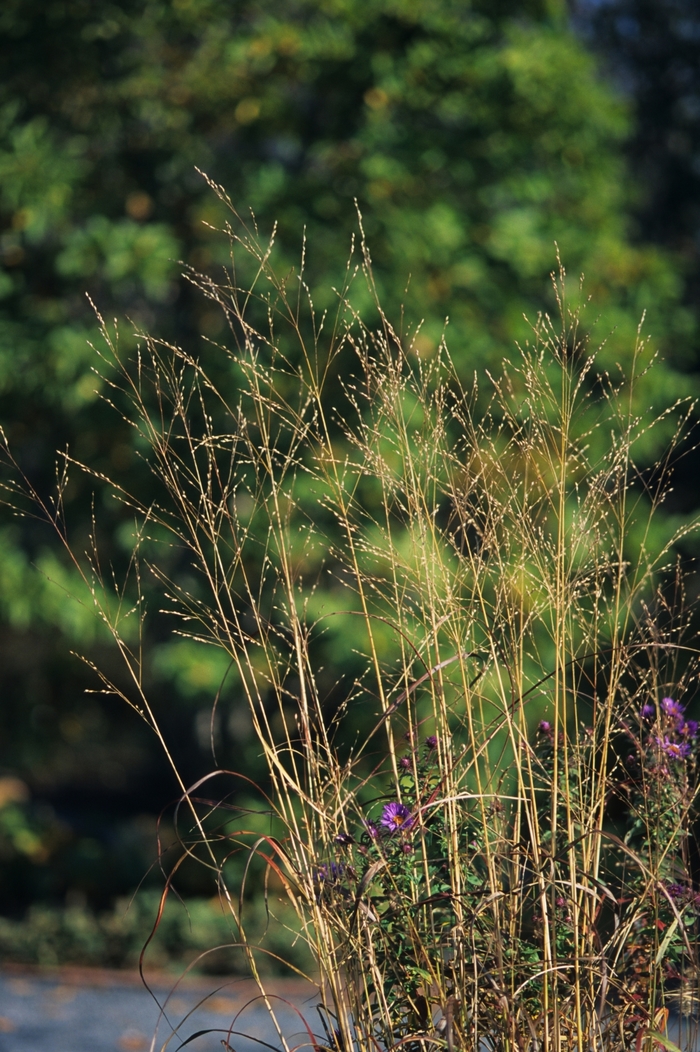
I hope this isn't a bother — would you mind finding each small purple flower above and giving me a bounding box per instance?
[380,801,414,832]
[538,720,551,734]
[682,720,698,738]
[399,756,412,769]
[640,703,656,720]
[656,736,691,761]
[315,861,344,883]
[401,841,413,854]
[425,735,438,750]
[662,697,685,722]
[334,832,355,846]
[362,820,380,839]
[666,883,686,900]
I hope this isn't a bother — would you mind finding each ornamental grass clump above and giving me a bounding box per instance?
[7,187,700,1052]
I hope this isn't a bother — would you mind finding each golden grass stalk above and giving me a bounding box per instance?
[6,189,700,1052]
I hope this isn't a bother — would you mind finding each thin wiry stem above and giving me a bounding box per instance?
[6,204,700,1052]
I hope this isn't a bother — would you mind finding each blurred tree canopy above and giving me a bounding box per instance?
[576,0,700,322]
[0,0,695,916]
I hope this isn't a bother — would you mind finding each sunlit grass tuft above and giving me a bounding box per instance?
[6,186,700,1052]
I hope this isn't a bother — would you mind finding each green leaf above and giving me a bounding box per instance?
[647,1032,683,1052]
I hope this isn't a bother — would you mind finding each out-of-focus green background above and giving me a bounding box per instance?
[0,0,698,972]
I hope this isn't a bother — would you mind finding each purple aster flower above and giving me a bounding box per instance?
[401,841,414,854]
[656,736,691,761]
[662,697,685,722]
[682,720,699,738]
[399,756,412,769]
[315,861,344,883]
[640,703,656,720]
[380,801,414,832]
[666,883,686,900]
[362,820,379,839]
[425,735,438,750]
[538,720,551,734]
[334,832,354,846]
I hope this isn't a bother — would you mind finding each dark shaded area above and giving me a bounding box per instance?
[575,0,700,343]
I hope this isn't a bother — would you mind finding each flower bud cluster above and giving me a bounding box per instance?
[638,697,698,767]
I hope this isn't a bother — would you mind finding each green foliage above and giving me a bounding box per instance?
[0,0,692,573]
[38,217,699,1047]
[579,0,700,345]
[0,0,697,954]
[0,890,311,975]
